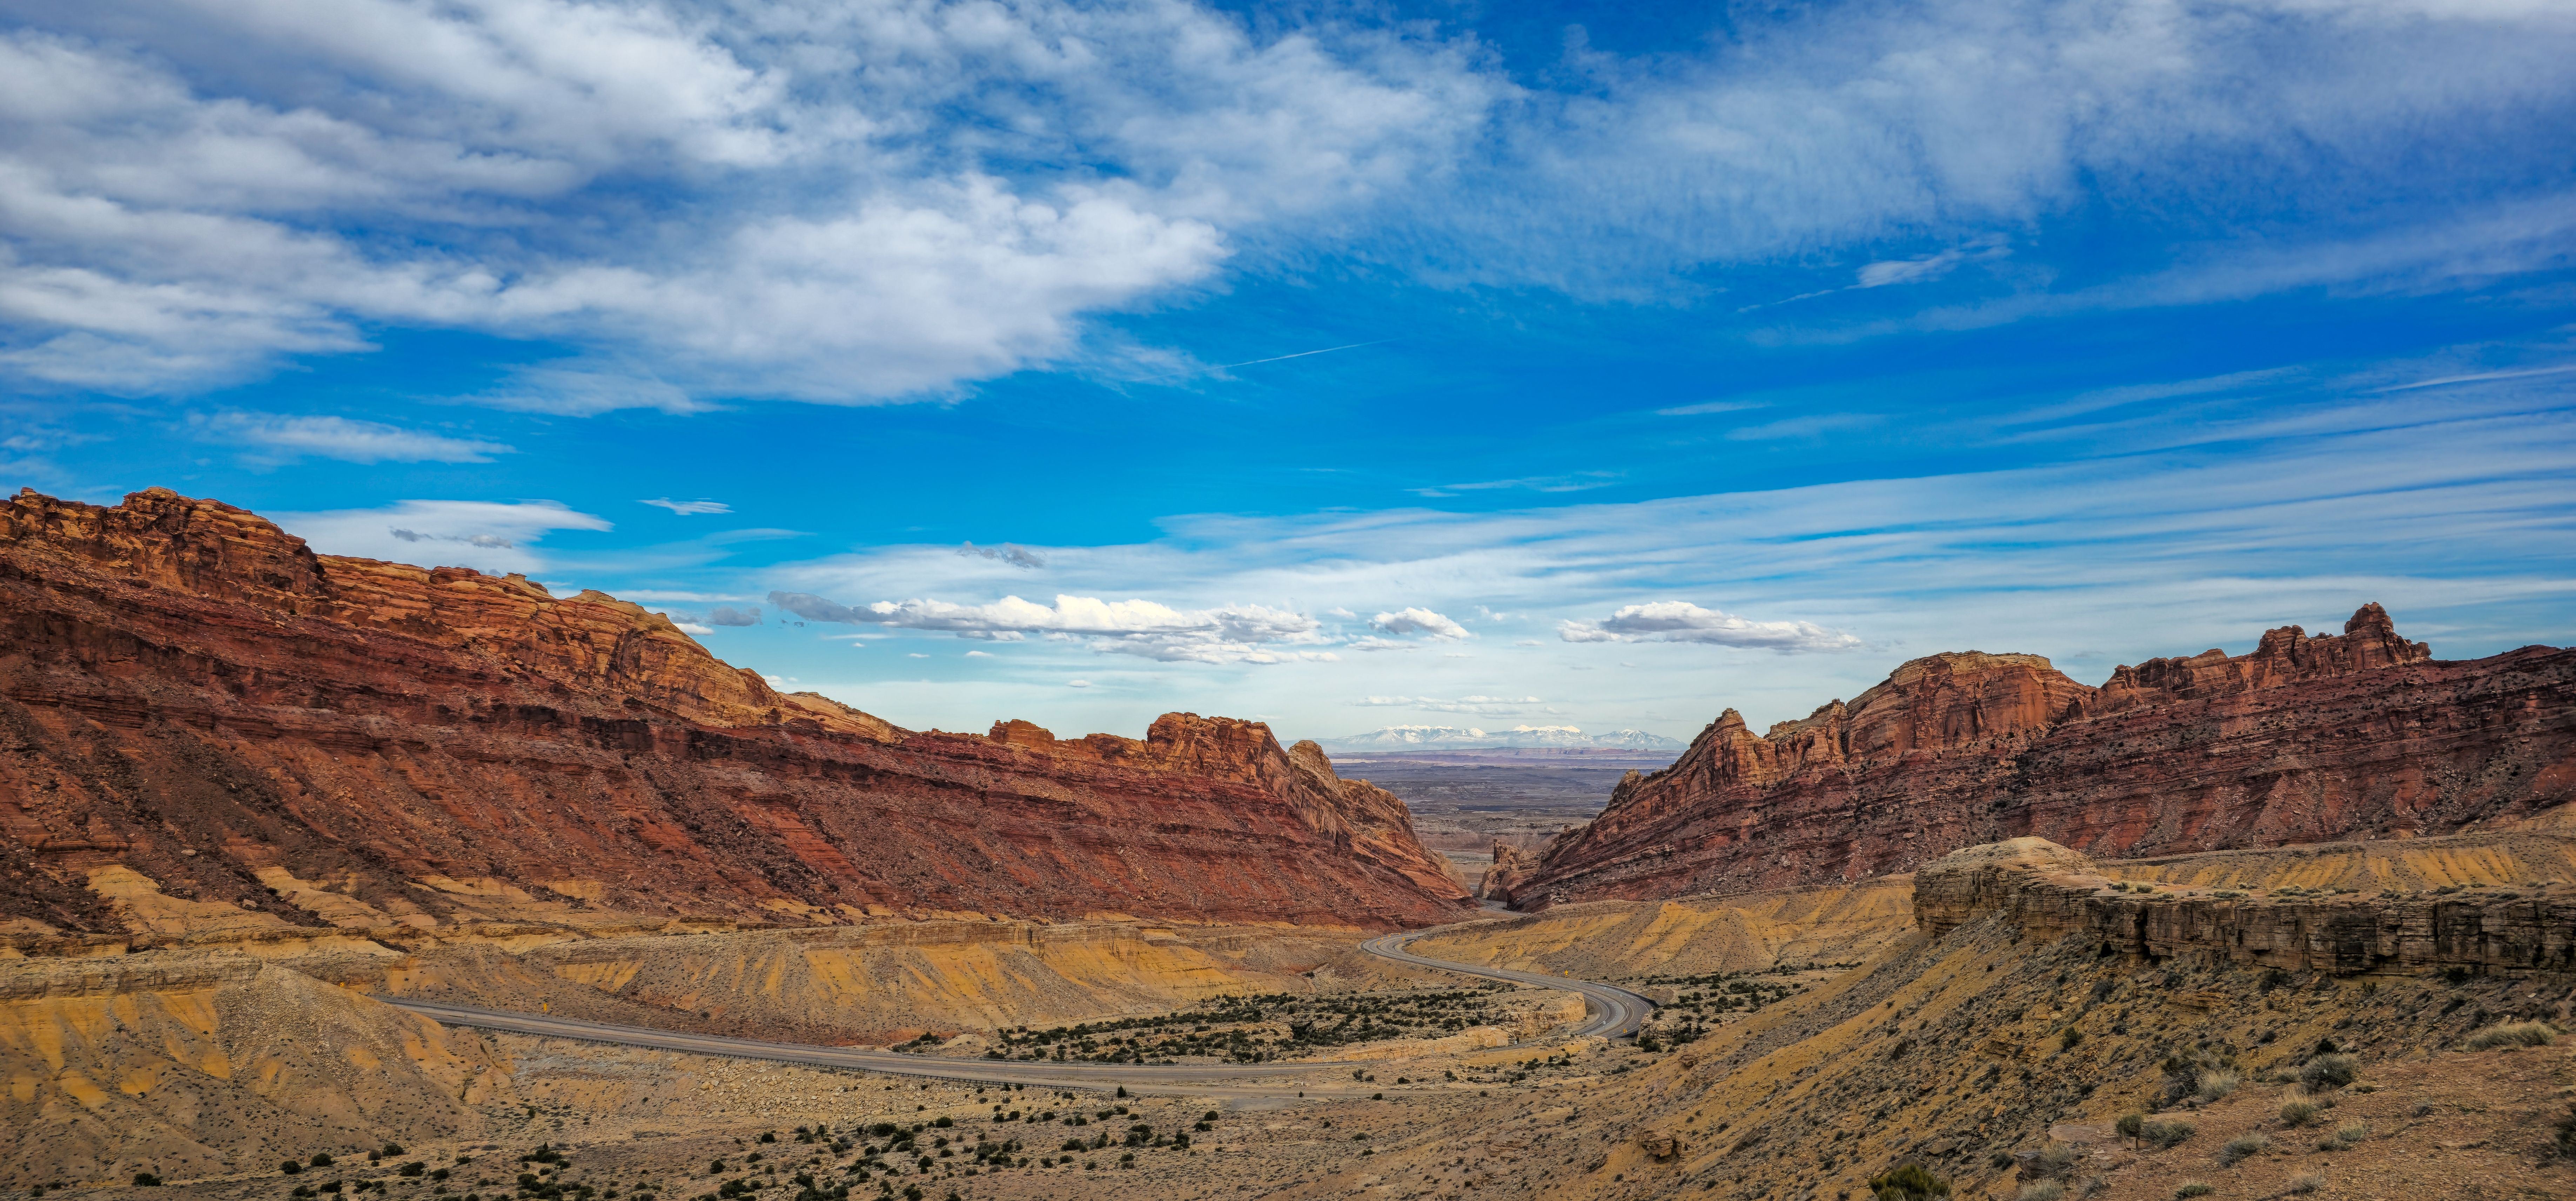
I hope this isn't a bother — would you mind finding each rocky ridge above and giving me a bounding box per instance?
[1914,835,2576,975]
[0,488,1471,936]
[1491,605,2576,908]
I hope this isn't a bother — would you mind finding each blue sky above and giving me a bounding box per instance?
[4,0,2571,744]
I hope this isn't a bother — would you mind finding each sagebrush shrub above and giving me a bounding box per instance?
[1869,1163,1950,1201]
[2301,1053,2357,1091]
[2280,1100,2319,1127]
[2218,1133,2270,1166]
[2175,1183,2212,1198]
[2464,1021,2558,1050]
[2196,1069,2239,1101]
[2141,1120,2195,1149]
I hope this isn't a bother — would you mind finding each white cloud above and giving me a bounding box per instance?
[1369,606,1470,640]
[271,498,611,574]
[0,0,1497,398]
[765,589,1327,665]
[1067,679,1091,687]
[191,411,510,464]
[673,621,714,634]
[965,650,993,657]
[642,498,731,516]
[1559,601,1864,652]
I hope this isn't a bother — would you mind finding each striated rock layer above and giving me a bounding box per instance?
[1912,835,2576,975]
[0,488,1472,935]
[1495,604,2576,908]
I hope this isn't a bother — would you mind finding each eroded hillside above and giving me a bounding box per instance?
[0,488,1471,935]
[1494,604,2576,908]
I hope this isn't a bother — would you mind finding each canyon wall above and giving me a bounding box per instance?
[1492,604,2576,908]
[1912,835,2576,975]
[0,488,1472,937]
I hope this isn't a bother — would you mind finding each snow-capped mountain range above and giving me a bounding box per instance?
[1316,724,1686,753]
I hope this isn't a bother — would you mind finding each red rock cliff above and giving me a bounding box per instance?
[1495,607,2576,908]
[0,488,1474,933]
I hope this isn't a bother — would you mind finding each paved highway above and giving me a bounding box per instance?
[385,917,1652,1097]
[1357,928,1654,1040]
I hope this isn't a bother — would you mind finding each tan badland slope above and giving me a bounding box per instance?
[281,919,1445,1044]
[1323,832,2576,1201]
[1404,878,1918,980]
[0,953,517,1188]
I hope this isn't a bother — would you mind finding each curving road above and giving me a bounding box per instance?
[1357,928,1653,1040]
[384,917,1651,1098]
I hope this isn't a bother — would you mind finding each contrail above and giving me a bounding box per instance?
[1216,339,1392,369]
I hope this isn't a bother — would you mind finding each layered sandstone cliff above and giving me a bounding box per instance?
[0,488,1472,935]
[1494,605,2576,907]
[1912,835,2576,975]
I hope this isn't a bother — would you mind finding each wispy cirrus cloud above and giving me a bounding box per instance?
[642,498,731,516]
[271,499,611,575]
[1559,602,1864,653]
[766,590,1330,664]
[192,412,510,465]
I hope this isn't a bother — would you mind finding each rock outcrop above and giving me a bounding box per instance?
[1914,836,2576,975]
[0,488,1473,935]
[1493,605,2576,908]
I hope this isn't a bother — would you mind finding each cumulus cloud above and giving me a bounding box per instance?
[0,0,1497,398]
[765,589,1327,664]
[271,498,611,574]
[1369,607,1470,640]
[192,411,510,464]
[1559,602,1864,652]
[1357,694,1544,715]
[707,605,761,627]
[642,499,730,516]
[674,621,715,634]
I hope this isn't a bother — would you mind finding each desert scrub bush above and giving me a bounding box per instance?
[2141,1120,2196,1149]
[2079,1176,2109,1198]
[2300,1054,2357,1092]
[2060,1027,2084,1052]
[2217,1133,2270,1166]
[2196,1069,2240,1102]
[2017,1182,2064,1201]
[1869,1163,1950,1201]
[2279,1099,2320,1127]
[2324,1122,2369,1149]
[2116,1114,2144,1145]
[2028,1143,2078,1179]
[2175,1183,2213,1198]
[2287,1173,2324,1194]
[2463,1021,2558,1050]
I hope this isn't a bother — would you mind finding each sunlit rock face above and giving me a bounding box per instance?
[0,488,1473,937]
[1497,605,2576,909]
